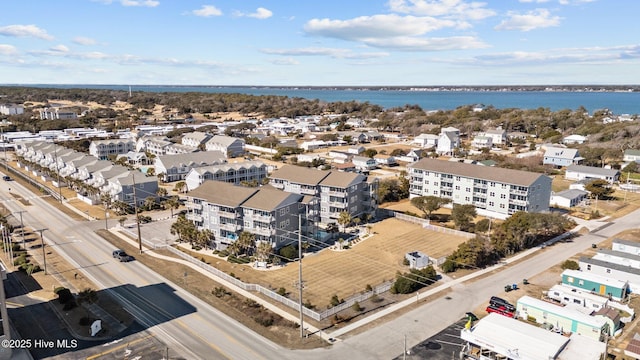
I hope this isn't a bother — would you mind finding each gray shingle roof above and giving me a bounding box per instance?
[187,181,258,207]
[241,187,302,211]
[566,165,620,177]
[410,158,546,187]
[157,151,226,169]
[320,171,365,188]
[269,165,330,185]
[553,189,588,200]
[580,256,640,276]
[543,146,579,159]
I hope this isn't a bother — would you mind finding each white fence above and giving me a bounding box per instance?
[163,245,393,321]
[387,210,475,239]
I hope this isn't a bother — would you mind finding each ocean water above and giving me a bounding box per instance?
[17,84,640,115]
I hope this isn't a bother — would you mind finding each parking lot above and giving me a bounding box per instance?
[394,318,467,360]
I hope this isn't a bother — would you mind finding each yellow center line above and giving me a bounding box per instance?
[85,334,155,360]
[175,320,235,360]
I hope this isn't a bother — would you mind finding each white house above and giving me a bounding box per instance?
[471,135,493,150]
[436,129,460,155]
[347,145,365,155]
[565,165,620,184]
[550,189,588,208]
[563,134,587,145]
[543,146,583,167]
[205,135,245,157]
[482,128,507,145]
[412,133,439,148]
[623,149,640,163]
[351,156,377,171]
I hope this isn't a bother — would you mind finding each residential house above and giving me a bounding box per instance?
[155,151,227,182]
[408,158,551,219]
[471,135,493,150]
[562,269,628,301]
[116,151,152,166]
[89,139,136,160]
[579,256,640,294]
[412,133,439,148]
[181,131,211,149]
[436,127,460,155]
[623,149,640,163]
[373,154,397,167]
[300,140,327,151]
[550,189,588,208]
[103,171,159,207]
[352,156,377,171]
[268,165,377,225]
[482,128,507,145]
[547,284,612,311]
[186,181,304,250]
[0,103,24,115]
[164,143,199,155]
[543,146,583,167]
[565,165,620,184]
[612,238,640,255]
[184,160,268,191]
[328,150,352,164]
[40,107,77,120]
[205,135,245,157]
[136,135,172,157]
[563,134,587,145]
[516,295,610,341]
[592,249,640,270]
[347,145,365,155]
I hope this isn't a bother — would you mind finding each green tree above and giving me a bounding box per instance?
[236,231,256,255]
[410,196,451,219]
[162,195,181,217]
[451,204,477,231]
[363,148,378,158]
[255,241,273,262]
[585,179,614,200]
[76,288,98,319]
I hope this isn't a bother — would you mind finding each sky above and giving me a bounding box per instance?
[0,0,638,86]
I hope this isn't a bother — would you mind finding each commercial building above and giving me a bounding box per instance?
[408,158,551,219]
[460,313,605,360]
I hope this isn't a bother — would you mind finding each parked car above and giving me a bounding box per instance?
[112,249,134,262]
[489,296,515,312]
[486,305,515,318]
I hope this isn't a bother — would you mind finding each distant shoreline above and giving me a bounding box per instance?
[2,84,640,92]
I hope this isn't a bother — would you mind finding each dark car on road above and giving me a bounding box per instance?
[112,249,134,262]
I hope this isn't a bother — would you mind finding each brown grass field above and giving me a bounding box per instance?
[188,218,468,309]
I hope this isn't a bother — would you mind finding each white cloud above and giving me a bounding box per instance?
[73,36,97,46]
[304,14,486,51]
[558,0,596,4]
[234,7,273,19]
[387,0,496,20]
[0,44,18,55]
[0,25,54,40]
[270,58,299,65]
[261,47,389,59]
[120,0,159,7]
[305,14,456,40]
[495,8,561,31]
[192,5,223,17]
[50,44,70,53]
[519,0,551,3]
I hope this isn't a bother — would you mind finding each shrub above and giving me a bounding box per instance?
[244,299,261,308]
[254,316,274,327]
[212,286,230,298]
[561,260,580,270]
[391,266,438,294]
[303,300,315,310]
[57,288,74,304]
[217,250,230,257]
[365,284,373,292]
[402,258,410,266]
[279,244,297,261]
[441,258,457,273]
[329,294,344,307]
[331,314,344,325]
[352,301,363,312]
[13,254,28,267]
[277,287,287,297]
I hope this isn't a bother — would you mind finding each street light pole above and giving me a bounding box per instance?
[298,214,304,340]
[36,228,48,275]
[131,173,143,254]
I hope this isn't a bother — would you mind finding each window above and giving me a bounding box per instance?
[579,280,584,285]
[567,276,574,283]
[606,269,611,273]
[573,299,581,304]
[587,264,591,270]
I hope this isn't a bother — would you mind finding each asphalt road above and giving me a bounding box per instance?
[2,175,639,360]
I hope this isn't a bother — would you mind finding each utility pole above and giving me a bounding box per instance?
[298,214,304,339]
[1,122,7,171]
[15,210,26,250]
[36,228,47,274]
[131,173,143,254]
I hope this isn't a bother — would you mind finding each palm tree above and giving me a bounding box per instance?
[255,241,272,262]
[196,229,213,249]
[337,211,352,233]
[174,181,186,193]
[143,196,157,211]
[162,195,181,217]
[76,288,98,320]
[156,187,168,200]
[236,231,256,255]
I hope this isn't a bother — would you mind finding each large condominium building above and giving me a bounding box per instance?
[89,139,136,160]
[268,165,377,225]
[186,181,315,250]
[408,158,551,219]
